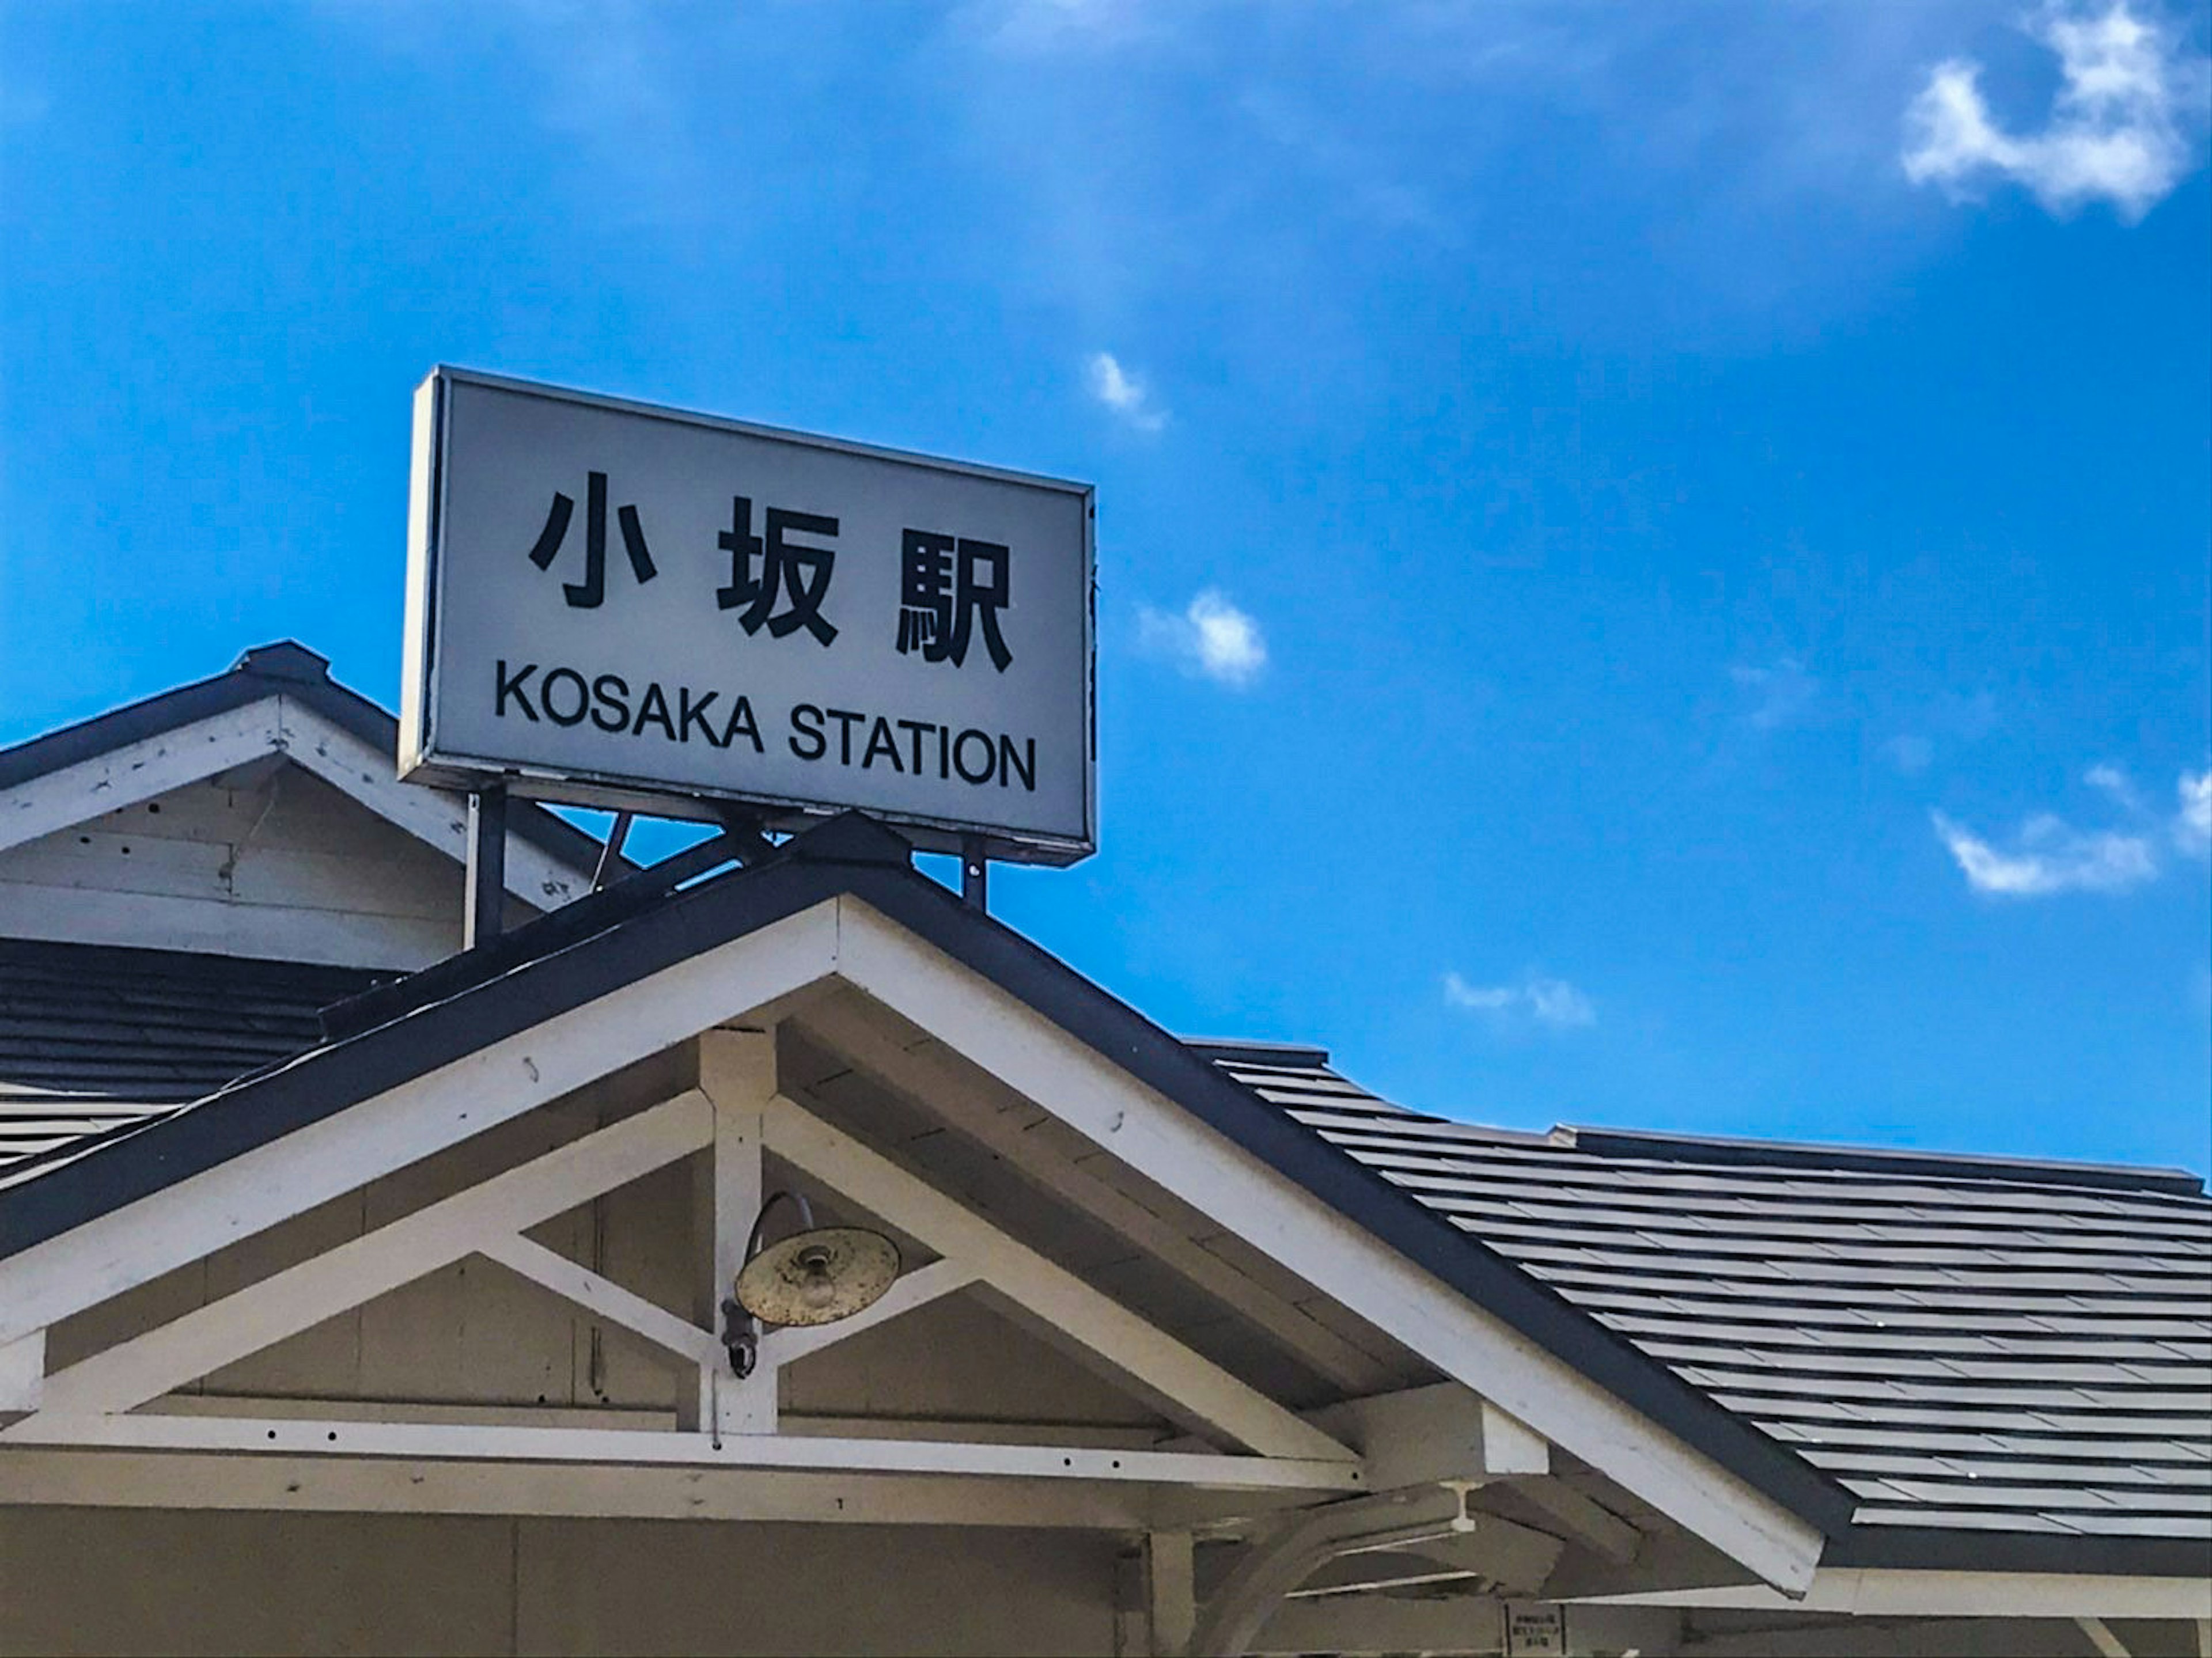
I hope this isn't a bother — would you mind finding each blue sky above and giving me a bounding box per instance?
[2,2,2207,1170]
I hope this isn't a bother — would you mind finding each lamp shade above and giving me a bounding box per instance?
[732,1226,902,1327]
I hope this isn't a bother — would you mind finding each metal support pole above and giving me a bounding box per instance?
[464,783,507,950]
[960,835,988,912]
[592,810,635,891]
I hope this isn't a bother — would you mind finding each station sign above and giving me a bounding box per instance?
[400,367,1095,863]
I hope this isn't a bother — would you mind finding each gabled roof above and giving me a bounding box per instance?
[0,814,2205,1580]
[0,640,617,881]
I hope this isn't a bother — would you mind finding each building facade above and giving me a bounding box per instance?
[2,646,2207,1657]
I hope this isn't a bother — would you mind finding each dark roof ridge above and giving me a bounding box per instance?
[1563,1124,2206,1200]
[0,639,622,882]
[1181,1038,1332,1068]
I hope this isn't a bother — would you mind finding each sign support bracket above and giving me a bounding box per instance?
[464,783,507,949]
[960,835,989,913]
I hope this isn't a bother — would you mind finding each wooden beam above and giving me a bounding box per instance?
[278,701,583,914]
[476,1234,721,1371]
[2080,1617,2134,1658]
[834,898,1827,1595]
[1510,1478,1641,1568]
[694,1029,776,1434]
[762,1258,979,1367]
[1192,1488,1480,1657]
[763,1090,1359,1468]
[794,998,1397,1395]
[0,1447,1150,1530]
[16,1092,712,1420]
[1145,1530,1196,1658]
[2,1414,1365,1491]
[0,900,840,1346]
[0,1330,43,1412]
[0,701,282,855]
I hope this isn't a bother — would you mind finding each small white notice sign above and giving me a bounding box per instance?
[1505,1600,1567,1657]
[401,367,1095,863]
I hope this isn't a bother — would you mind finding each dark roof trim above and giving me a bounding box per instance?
[1180,1039,1333,1069]
[4,813,2194,1578]
[1568,1124,2206,1198]
[1823,1521,2211,1579]
[0,641,621,882]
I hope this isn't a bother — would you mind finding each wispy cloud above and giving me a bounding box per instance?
[1933,810,2160,896]
[1086,351,1168,432]
[2085,761,2148,814]
[1137,590,1267,688]
[1444,971,1597,1030]
[1731,658,1820,731]
[1934,765,2211,895]
[1902,1,2211,222]
[2177,768,2212,855]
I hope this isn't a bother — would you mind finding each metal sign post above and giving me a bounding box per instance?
[462,783,506,948]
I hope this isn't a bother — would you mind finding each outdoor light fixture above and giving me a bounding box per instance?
[721,1190,900,1376]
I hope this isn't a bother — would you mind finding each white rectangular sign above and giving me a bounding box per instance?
[400,367,1095,863]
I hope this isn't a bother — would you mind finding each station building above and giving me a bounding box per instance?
[0,643,2206,1657]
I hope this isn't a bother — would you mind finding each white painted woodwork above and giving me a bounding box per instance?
[0,879,463,968]
[794,998,1399,1395]
[0,701,283,854]
[1479,1401,1551,1475]
[0,695,586,968]
[2078,1615,2134,1658]
[1310,1381,1542,1489]
[476,1234,722,1371]
[0,1329,44,1412]
[1580,1569,2212,1619]
[832,898,1827,1594]
[1192,1488,1484,1657]
[763,1090,1358,1467]
[1145,1530,1196,1658]
[2,1413,1364,1491]
[138,1391,1171,1448]
[278,703,584,911]
[762,1258,979,1367]
[18,1092,713,1418]
[693,1030,775,1435]
[1510,1477,1642,1567]
[0,901,840,1346]
[0,1445,1150,1530]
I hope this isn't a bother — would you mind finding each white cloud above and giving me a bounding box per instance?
[1902,2,2210,221]
[1931,809,2160,896]
[1137,590,1267,688]
[1731,658,1820,731]
[2085,761,2147,813]
[2176,768,2212,855]
[1086,351,1168,433]
[1444,971,1597,1030]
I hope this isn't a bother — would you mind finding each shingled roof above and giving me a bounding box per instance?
[0,938,385,1171]
[1204,1049,2212,1564]
[2,822,2205,1580]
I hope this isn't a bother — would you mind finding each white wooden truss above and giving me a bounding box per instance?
[2,1028,1359,1509]
[0,893,1835,1610]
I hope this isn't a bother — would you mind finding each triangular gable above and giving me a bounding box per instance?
[0,642,618,967]
[0,815,1854,1600]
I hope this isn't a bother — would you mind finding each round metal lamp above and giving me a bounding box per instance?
[722,1191,899,1376]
